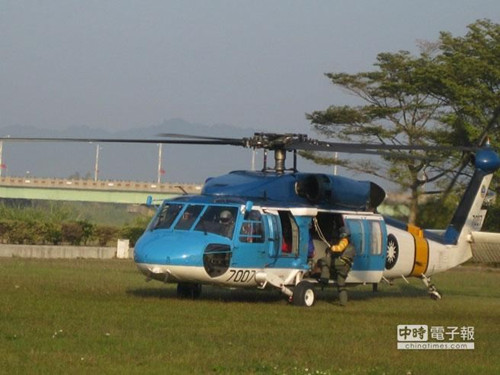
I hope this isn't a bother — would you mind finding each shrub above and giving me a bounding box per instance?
[0,220,15,244]
[8,221,34,244]
[94,225,118,246]
[42,222,63,245]
[61,222,85,245]
[120,226,146,246]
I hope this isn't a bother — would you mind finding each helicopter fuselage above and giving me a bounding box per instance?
[134,145,500,304]
[134,171,409,295]
[134,197,387,290]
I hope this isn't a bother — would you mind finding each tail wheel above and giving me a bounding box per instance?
[177,282,202,299]
[292,281,316,307]
[429,289,442,300]
[427,283,442,300]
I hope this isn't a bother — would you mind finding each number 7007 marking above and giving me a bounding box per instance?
[226,269,256,283]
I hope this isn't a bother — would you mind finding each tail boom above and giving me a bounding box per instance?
[383,145,500,279]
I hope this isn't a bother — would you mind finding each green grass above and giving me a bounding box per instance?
[0,259,499,374]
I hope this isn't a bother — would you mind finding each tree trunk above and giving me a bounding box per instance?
[408,185,419,225]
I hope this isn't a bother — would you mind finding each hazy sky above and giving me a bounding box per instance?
[1,0,500,135]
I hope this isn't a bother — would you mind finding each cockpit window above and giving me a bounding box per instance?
[194,206,238,239]
[175,205,204,230]
[152,203,183,230]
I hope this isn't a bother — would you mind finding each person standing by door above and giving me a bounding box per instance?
[319,226,355,306]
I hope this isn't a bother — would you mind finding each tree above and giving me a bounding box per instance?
[307,19,500,225]
[421,19,500,231]
[306,51,457,224]
[429,20,499,142]
[423,19,500,195]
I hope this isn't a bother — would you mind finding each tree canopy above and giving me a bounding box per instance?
[306,19,500,226]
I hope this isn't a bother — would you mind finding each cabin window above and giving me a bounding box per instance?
[239,210,264,243]
[194,206,238,239]
[370,221,383,255]
[346,219,364,255]
[152,203,183,230]
[175,205,204,230]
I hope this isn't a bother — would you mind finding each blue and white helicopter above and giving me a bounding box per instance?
[2,133,499,306]
[131,133,500,306]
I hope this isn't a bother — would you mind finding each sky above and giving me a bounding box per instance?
[2,0,500,136]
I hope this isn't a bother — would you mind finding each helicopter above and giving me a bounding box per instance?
[1,132,499,306]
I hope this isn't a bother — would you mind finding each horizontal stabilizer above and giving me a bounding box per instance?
[470,232,500,263]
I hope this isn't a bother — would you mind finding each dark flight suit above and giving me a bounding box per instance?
[319,235,355,306]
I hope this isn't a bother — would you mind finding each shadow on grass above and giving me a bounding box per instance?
[313,282,430,303]
[126,281,432,305]
[126,287,175,299]
[126,285,287,304]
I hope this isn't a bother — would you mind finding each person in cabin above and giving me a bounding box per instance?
[281,220,293,253]
[219,210,235,238]
[281,238,292,253]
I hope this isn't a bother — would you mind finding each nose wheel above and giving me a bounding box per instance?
[177,282,202,299]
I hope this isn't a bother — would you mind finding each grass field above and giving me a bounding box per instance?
[0,258,499,374]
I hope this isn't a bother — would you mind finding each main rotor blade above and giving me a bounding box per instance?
[158,133,245,144]
[0,136,242,146]
[0,133,482,155]
[291,139,479,153]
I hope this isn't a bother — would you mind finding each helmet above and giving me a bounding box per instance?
[220,210,233,223]
[339,227,350,238]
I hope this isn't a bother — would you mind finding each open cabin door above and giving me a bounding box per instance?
[264,213,281,258]
[263,207,318,263]
[343,214,387,284]
[263,209,302,258]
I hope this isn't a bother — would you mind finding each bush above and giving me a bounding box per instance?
[0,203,147,246]
[60,221,95,245]
[8,221,35,244]
[42,222,62,245]
[78,220,94,245]
[94,225,118,246]
[120,226,146,246]
[0,220,15,244]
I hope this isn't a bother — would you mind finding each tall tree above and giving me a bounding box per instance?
[430,19,500,142]
[307,20,500,225]
[306,51,456,224]
[423,19,500,196]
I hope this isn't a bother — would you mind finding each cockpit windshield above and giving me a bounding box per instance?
[150,202,239,239]
[174,205,204,230]
[151,203,183,230]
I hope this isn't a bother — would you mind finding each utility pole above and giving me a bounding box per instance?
[0,141,3,177]
[157,143,163,184]
[94,144,100,181]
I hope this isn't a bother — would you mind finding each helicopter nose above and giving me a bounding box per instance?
[133,232,205,266]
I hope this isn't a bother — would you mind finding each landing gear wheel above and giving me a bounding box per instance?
[292,281,316,307]
[421,274,442,301]
[177,282,202,299]
[428,287,442,300]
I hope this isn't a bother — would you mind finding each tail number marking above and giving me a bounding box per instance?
[227,269,256,283]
